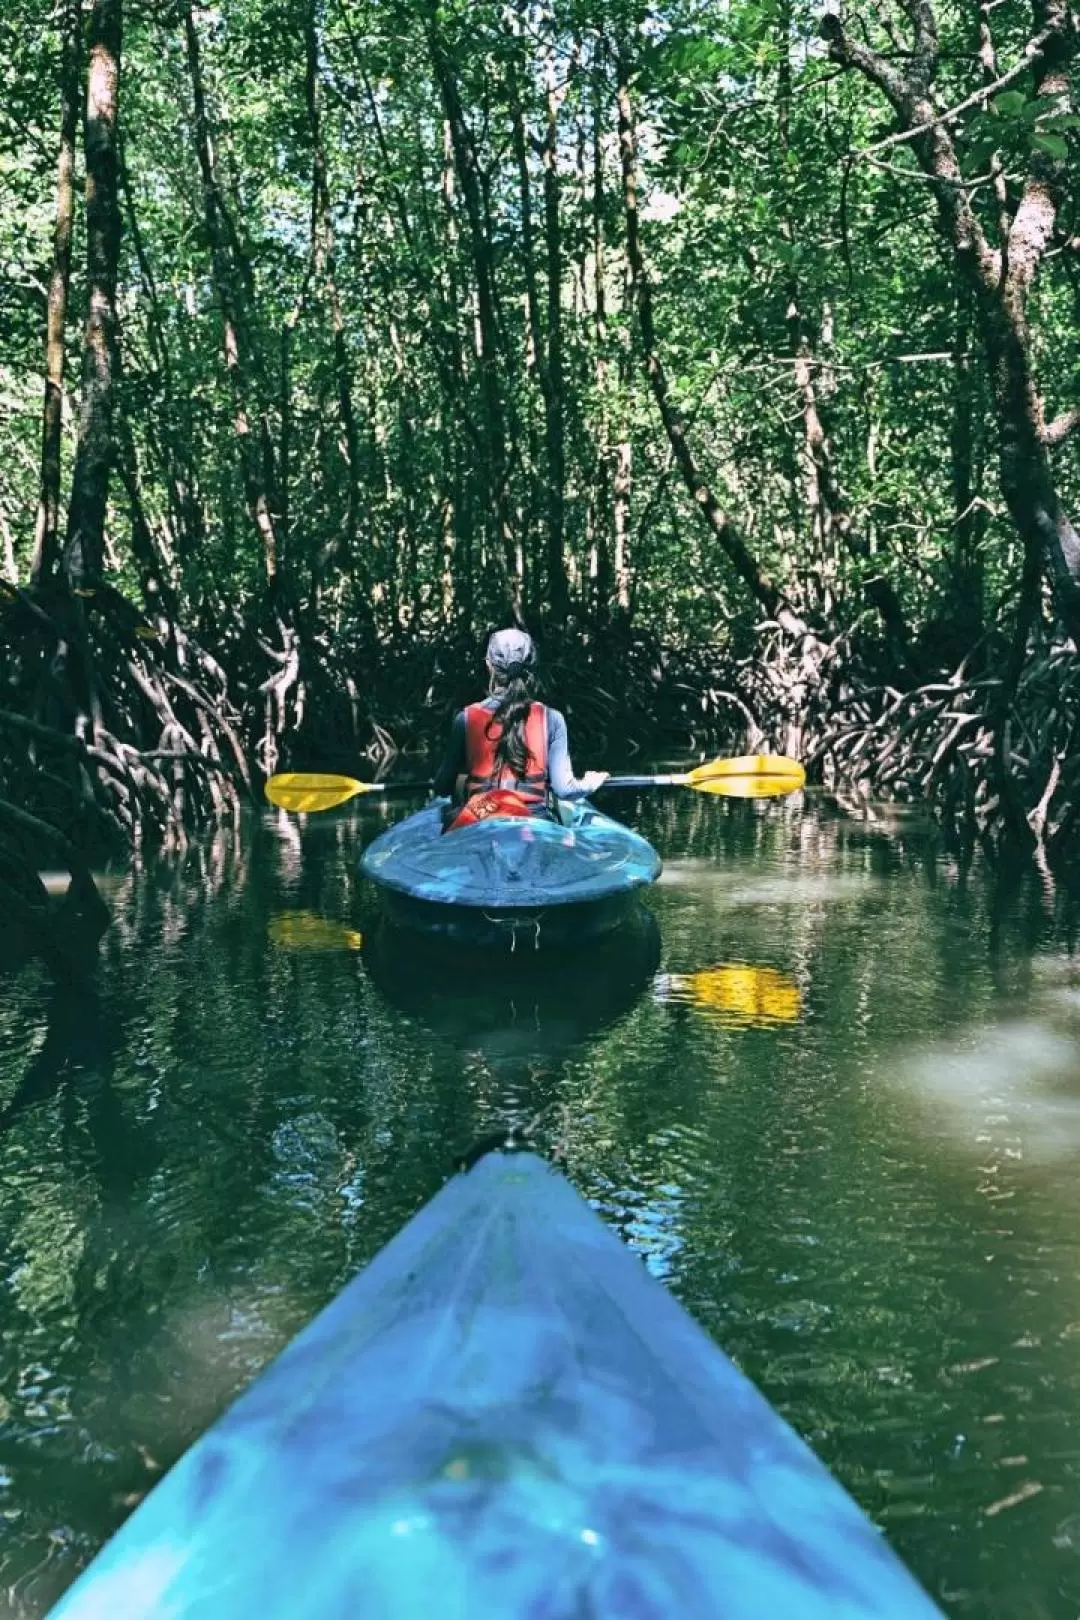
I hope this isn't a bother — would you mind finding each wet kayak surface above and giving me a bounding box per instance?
[359,798,661,908]
[358,798,661,946]
[2,790,1080,1616]
[48,1150,941,1619]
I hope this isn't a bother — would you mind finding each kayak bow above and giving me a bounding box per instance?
[49,1150,941,1619]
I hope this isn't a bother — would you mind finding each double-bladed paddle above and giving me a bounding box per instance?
[264,753,805,814]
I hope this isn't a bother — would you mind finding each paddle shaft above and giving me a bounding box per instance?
[364,773,711,793]
[364,774,790,793]
[271,771,720,799]
[602,773,686,789]
[359,773,691,793]
[347,775,673,795]
[264,753,803,812]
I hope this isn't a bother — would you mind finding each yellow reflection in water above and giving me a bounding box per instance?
[268,911,363,952]
[656,963,801,1027]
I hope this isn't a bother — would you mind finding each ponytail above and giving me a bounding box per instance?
[487,664,540,777]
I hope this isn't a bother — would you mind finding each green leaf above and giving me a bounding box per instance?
[992,90,1026,119]
[1033,132,1068,161]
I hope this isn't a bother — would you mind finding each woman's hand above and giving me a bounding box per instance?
[580,770,610,794]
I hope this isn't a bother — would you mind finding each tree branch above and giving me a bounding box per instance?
[1005,2,1076,293]
[898,0,940,91]
[1044,406,1080,448]
[823,12,997,281]
[819,16,909,108]
[831,23,1059,158]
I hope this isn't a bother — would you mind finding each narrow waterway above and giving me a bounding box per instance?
[2,791,1080,1616]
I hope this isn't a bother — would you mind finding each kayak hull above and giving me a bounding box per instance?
[374,883,637,948]
[50,1151,941,1620]
[358,800,662,949]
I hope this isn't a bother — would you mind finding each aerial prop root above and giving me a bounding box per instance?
[1,585,249,852]
[805,648,1080,854]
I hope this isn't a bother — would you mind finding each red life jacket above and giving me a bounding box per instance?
[446,787,538,831]
[463,701,549,804]
[444,702,549,832]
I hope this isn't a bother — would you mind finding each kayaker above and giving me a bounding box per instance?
[433,628,608,830]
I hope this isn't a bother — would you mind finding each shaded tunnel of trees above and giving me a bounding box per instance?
[1,0,1079,972]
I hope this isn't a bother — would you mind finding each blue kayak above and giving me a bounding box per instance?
[50,1150,942,1619]
[359,800,661,948]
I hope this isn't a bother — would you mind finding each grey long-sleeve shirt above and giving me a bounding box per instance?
[432,700,591,800]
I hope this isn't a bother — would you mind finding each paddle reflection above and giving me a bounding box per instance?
[267,911,364,952]
[653,962,802,1028]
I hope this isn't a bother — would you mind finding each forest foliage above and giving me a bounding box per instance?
[1,0,1079,943]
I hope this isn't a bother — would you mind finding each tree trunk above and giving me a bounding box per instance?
[949,278,985,641]
[182,1,280,583]
[63,0,122,591]
[115,415,179,621]
[0,483,18,582]
[615,52,803,633]
[31,0,82,587]
[822,1,1080,645]
[428,19,520,619]
[590,65,614,613]
[778,0,912,652]
[613,437,632,613]
[507,63,546,592]
[357,56,491,611]
[439,417,458,623]
[119,143,205,583]
[302,0,363,589]
[542,40,569,624]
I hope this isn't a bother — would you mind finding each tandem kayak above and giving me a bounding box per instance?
[50,1150,942,1619]
[358,799,661,949]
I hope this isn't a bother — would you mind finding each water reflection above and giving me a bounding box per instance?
[653,963,802,1028]
[3,799,1080,1616]
[891,1009,1080,1164]
[361,908,661,1081]
[0,984,119,1132]
[267,911,364,952]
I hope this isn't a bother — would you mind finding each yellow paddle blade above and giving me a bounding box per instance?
[268,911,363,951]
[264,772,368,812]
[685,754,805,797]
[659,963,802,1028]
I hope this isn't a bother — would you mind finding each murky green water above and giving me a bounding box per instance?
[3,791,1080,1617]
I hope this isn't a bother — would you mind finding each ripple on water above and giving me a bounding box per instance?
[2,809,1080,1615]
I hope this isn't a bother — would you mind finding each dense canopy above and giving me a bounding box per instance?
[2,0,1079,966]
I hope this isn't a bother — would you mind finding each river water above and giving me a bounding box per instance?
[2,790,1080,1617]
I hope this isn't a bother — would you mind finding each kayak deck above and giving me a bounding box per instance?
[50,1151,941,1619]
[358,800,662,947]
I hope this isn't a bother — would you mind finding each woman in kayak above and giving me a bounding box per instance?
[433,628,608,829]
